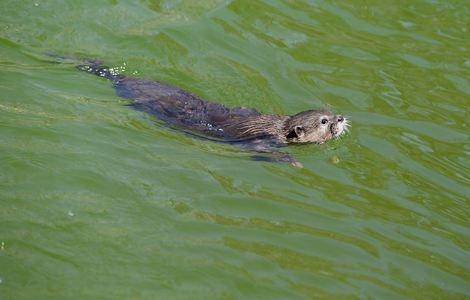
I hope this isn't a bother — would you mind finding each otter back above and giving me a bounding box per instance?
[116,77,265,140]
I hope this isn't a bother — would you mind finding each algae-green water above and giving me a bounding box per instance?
[1,1,469,299]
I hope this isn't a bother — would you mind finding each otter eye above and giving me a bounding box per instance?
[321,118,328,124]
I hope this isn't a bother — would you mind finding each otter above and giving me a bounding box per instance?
[70,58,349,164]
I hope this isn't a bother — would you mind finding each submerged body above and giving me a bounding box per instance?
[77,62,349,163]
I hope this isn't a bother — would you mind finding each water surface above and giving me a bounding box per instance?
[0,0,469,299]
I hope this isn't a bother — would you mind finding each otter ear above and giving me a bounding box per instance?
[295,125,305,138]
[287,125,305,139]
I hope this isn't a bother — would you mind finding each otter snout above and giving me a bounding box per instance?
[332,115,349,138]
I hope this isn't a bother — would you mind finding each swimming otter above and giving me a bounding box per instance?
[74,60,349,164]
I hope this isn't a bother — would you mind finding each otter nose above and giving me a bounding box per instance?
[337,115,344,122]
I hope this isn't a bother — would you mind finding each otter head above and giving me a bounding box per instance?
[284,110,349,144]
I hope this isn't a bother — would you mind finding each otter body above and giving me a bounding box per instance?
[76,61,349,163]
[114,76,265,141]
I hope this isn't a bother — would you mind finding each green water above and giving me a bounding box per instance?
[1,0,469,299]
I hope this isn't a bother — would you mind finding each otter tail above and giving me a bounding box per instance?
[45,53,123,81]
